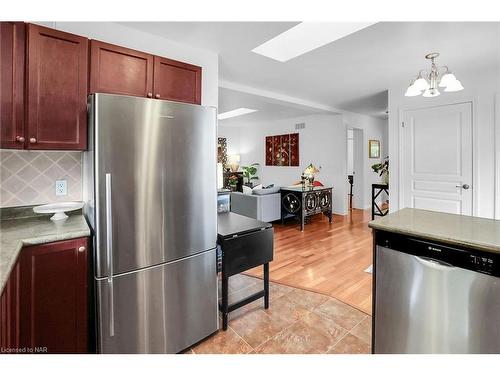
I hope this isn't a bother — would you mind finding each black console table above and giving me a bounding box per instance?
[217,212,274,330]
[371,183,389,220]
[280,186,333,231]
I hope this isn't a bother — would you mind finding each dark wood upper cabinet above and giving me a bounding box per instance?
[26,24,88,150]
[90,40,154,97]
[20,237,89,353]
[153,56,201,104]
[0,22,26,149]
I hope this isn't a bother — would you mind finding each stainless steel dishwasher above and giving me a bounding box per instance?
[373,231,500,354]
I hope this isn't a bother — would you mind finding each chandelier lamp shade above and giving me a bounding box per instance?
[405,53,464,97]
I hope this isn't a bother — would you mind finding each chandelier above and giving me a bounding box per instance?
[405,53,464,97]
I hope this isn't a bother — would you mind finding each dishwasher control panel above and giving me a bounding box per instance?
[376,231,499,277]
[469,254,495,274]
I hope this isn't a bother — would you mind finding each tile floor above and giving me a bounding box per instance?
[186,274,371,354]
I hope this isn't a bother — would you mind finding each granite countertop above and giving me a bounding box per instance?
[0,209,91,293]
[368,208,500,254]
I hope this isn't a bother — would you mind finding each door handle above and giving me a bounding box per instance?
[456,184,470,190]
[105,173,115,337]
[416,256,455,269]
[15,136,25,142]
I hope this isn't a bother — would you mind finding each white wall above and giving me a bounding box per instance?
[35,22,219,107]
[220,114,348,214]
[388,66,499,219]
[343,111,388,209]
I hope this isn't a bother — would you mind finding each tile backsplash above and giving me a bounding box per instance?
[0,150,82,208]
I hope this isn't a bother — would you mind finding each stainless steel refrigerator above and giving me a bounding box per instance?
[83,93,218,353]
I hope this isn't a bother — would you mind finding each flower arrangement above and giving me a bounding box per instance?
[228,175,239,190]
[371,157,389,184]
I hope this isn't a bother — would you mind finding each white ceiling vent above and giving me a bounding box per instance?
[295,122,306,130]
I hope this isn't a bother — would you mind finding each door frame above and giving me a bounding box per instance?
[398,99,475,215]
[495,93,500,219]
[345,126,366,211]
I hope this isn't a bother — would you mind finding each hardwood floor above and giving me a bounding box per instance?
[246,209,373,314]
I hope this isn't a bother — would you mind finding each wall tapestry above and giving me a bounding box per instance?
[218,137,227,166]
[265,133,299,166]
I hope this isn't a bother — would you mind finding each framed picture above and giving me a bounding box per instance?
[369,140,380,158]
[265,133,299,166]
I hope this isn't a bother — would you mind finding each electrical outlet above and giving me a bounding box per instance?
[55,180,67,196]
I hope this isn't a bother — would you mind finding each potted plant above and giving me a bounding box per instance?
[371,157,389,185]
[241,163,259,187]
[228,175,239,191]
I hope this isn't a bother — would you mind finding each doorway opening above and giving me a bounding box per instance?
[347,128,365,217]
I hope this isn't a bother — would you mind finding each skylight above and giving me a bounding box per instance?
[252,22,376,62]
[217,108,258,120]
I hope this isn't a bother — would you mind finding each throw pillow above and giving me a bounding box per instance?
[242,185,253,195]
[253,186,281,195]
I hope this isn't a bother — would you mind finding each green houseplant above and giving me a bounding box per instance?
[241,163,259,187]
[228,175,239,191]
[371,157,389,184]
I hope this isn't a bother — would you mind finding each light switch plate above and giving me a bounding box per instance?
[55,180,67,196]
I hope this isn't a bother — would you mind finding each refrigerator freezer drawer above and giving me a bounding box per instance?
[96,248,218,353]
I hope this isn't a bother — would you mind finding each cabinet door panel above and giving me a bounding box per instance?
[0,22,25,149]
[0,260,20,351]
[20,237,88,353]
[26,24,88,150]
[153,56,201,104]
[90,40,153,97]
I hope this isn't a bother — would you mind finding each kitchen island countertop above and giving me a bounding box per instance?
[0,212,90,293]
[368,208,500,254]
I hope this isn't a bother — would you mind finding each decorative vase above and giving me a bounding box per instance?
[382,172,389,185]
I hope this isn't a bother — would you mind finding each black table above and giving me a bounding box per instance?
[280,186,333,231]
[371,183,389,220]
[217,212,274,330]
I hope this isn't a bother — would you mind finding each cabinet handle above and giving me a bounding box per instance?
[15,136,25,142]
[105,173,115,337]
[29,137,37,143]
[78,246,86,253]
[147,92,153,98]
[155,94,160,99]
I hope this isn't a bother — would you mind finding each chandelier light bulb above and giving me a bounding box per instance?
[414,77,430,91]
[405,83,422,97]
[444,80,464,92]
[439,73,457,87]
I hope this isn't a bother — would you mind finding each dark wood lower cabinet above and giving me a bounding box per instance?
[0,261,20,351]
[0,237,88,354]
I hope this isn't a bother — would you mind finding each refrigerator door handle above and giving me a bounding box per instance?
[105,173,115,337]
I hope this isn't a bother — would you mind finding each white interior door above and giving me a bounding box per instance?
[402,102,473,215]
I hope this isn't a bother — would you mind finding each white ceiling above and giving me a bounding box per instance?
[218,87,330,126]
[121,22,500,118]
